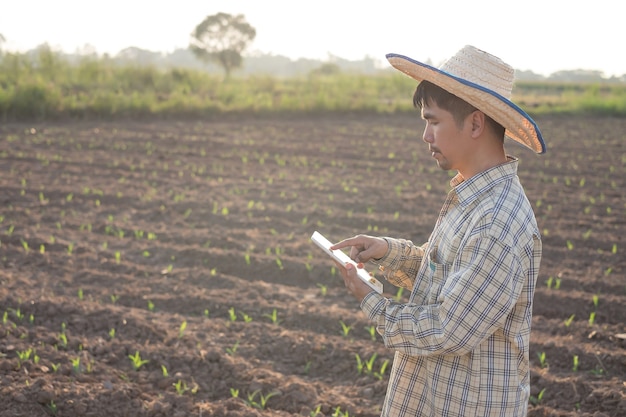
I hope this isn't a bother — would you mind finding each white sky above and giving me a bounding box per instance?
[1,0,623,77]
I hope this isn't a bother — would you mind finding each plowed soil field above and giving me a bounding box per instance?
[1,114,625,417]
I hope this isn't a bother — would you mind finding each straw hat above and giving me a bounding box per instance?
[387,45,546,154]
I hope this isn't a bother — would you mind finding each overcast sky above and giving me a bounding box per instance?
[1,0,623,76]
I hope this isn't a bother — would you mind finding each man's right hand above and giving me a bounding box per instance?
[331,235,388,264]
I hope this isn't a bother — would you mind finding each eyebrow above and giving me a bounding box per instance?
[421,110,435,120]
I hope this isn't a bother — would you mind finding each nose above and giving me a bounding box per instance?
[422,126,433,144]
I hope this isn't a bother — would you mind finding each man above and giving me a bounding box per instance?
[331,45,546,416]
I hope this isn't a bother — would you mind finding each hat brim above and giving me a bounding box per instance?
[387,53,546,154]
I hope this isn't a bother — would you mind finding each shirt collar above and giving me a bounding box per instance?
[449,156,519,209]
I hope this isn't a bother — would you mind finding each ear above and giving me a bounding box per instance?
[469,111,486,138]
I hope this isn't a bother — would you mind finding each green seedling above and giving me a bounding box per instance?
[572,355,579,372]
[128,351,149,371]
[263,309,281,325]
[564,314,575,327]
[317,283,328,296]
[529,388,546,405]
[230,388,240,398]
[47,400,58,415]
[394,287,404,301]
[50,363,60,373]
[304,360,312,374]
[77,288,83,300]
[240,312,253,323]
[57,332,68,348]
[161,365,169,377]
[228,307,237,322]
[109,328,116,339]
[39,244,45,254]
[147,300,155,311]
[588,311,596,326]
[16,348,33,368]
[592,294,599,309]
[178,320,187,338]
[225,341,240,356]
[339,320,352,337]
[332,406,350,417]
[310,405,323,417]
[203,309,209,318]
[244,390,279,410]
[364,325,377,341]
[71,357,81,373]
[173,379,189,395]
[275,257,284,270]
[537,352,547,368]
[110,294,119,303]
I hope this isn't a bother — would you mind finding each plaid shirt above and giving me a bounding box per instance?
[361,158,541,417]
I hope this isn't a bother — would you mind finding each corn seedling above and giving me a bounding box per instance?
[147,300,155,311]
[564,314,575,327]
[203,309,209,318]
[365,325,377,341]
[529,388,546,405]
[394,287,404,301]
[588,311,596,326]
[240,312,253,323]
[339,320,352,337]
[230,388,240,398]
[225,340,240,356]
[317,283,327,296]
[244,390,279,410]
[71,357,81,373]
[109,328,115,339]
[573,355,579,371]
[115,251,121,264]
[161,365,169,377]
[178,320,187,338]
[50,363,60,373]
[537,352,547,368]
[228,307,237,322]
[173,379,189,395]
[263,308,281,325]
[592,294,599,309]
[128,351,149,371]
[77,288,84,300]
[310,405,323,417]
[332,406,350,417]
[16,348,33,368]
[47,400,58,415]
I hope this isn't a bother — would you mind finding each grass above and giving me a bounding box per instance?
[2,48,626,122]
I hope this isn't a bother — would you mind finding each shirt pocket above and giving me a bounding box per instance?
[426,252,451,305]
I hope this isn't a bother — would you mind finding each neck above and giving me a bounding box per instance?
[457,145,507,180]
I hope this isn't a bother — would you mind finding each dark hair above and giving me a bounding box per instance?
[413,81,505,139]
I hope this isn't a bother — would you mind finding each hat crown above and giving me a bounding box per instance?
[439,45,514,100]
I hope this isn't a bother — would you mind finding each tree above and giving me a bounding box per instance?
[189,13,256,79]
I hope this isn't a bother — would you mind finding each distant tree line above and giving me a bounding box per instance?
[5,44,624,83]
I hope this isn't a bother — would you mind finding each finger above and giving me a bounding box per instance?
[330,236,363,251]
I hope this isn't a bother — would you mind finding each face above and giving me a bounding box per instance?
[420,102,472,172]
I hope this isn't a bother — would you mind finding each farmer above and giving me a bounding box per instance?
[331,45,545,416]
